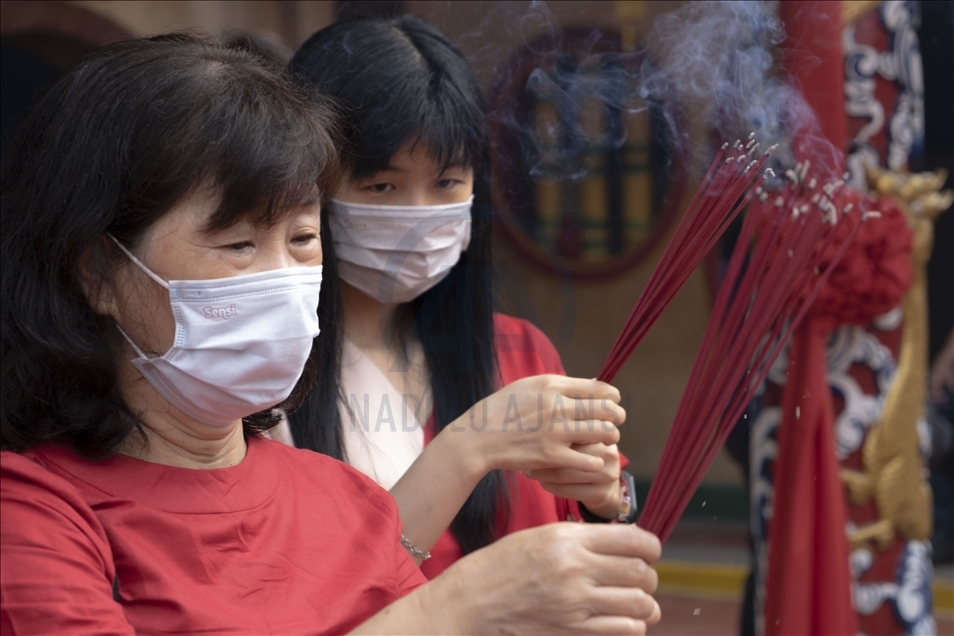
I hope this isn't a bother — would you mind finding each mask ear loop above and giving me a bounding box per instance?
[106,234,167,360]
[107,234,170,289]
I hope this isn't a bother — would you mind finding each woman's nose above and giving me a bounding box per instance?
[407,187,438,207]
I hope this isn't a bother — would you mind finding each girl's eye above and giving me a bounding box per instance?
[436,178,459,189]
[367,182,394,193]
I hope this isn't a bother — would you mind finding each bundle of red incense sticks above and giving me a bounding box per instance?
[636,162,871,542]
[597,135,775,383]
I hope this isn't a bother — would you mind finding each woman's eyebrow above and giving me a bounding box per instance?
[438,163,471,176]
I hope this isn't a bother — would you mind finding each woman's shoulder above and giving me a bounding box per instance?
[1,448,112,549]
[256,437,397,508]
[2,448,89,502]
[492,313,566,383]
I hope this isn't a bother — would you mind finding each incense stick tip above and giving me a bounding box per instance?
[721,142,729,150]
[748,131,756,140]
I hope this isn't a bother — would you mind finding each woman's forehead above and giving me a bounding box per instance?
[354,142,472,179]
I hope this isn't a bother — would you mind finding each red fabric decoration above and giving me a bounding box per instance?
[767,318,856,636]
[806,191,913,329]
[766,2,858,634]
[766,190,912,636]
[765,0,888,636]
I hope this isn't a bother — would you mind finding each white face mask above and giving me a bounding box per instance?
[329,196,473,304]
[110,237,322,427]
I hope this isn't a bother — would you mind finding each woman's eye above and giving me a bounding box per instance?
[366,182,394,193]
[291,233,318,247]
[226,241,254,252]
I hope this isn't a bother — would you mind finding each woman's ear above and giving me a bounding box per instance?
[78,237,120,319]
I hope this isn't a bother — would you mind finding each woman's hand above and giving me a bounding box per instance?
[354,523,663,635]
[527,442,622,520]
[447,374,625,478]
[391,375,625,558]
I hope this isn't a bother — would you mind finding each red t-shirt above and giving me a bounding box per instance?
[420,314,628,579]
[0,436,425,634]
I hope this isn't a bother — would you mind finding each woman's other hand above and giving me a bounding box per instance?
[420,523,662,635]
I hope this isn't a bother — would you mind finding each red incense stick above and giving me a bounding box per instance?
[597,135,775,382]
[637,164,872,542]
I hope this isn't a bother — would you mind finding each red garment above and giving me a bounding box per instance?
[763,3,857,634]
[420,314,628,579]
[766,319,856,636]
[0,436,425,634]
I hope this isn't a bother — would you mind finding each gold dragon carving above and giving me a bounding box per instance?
[840,167,953,551]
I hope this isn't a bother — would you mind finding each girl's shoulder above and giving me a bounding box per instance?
[492,313,566,383]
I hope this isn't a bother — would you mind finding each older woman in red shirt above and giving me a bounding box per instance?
[0,33,661,634]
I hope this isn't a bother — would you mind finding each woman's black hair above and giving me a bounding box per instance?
[288,15,506,554]
[1,32,340,457]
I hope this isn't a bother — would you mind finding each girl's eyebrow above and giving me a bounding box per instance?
[440,164,471,174]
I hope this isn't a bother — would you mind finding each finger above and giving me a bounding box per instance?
[579,525,662,563]
[588,587,658,621]
[542,447,605,473]
[584,554,658,592]
[528,467,616,485]
[564,422,620,446]
[563,396,626,427]
[577,616,646,635]
[557,377,622,404]
[646,597,662,627]
[538,483,615,505]
[570,442,622,466]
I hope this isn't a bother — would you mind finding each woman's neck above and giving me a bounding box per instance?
[341,281,403,352]
[340,282,431,422]
[115,361,247,469]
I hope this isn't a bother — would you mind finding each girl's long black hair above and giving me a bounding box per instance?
[288,15,506,554]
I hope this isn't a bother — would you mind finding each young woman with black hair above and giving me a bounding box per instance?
[286,15,636,578]
[0,33,663,634]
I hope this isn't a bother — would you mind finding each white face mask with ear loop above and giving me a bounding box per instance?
[329,196,473,304]
[108,236,322,427]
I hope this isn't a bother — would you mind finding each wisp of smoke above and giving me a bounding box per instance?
[477,1,843,183]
